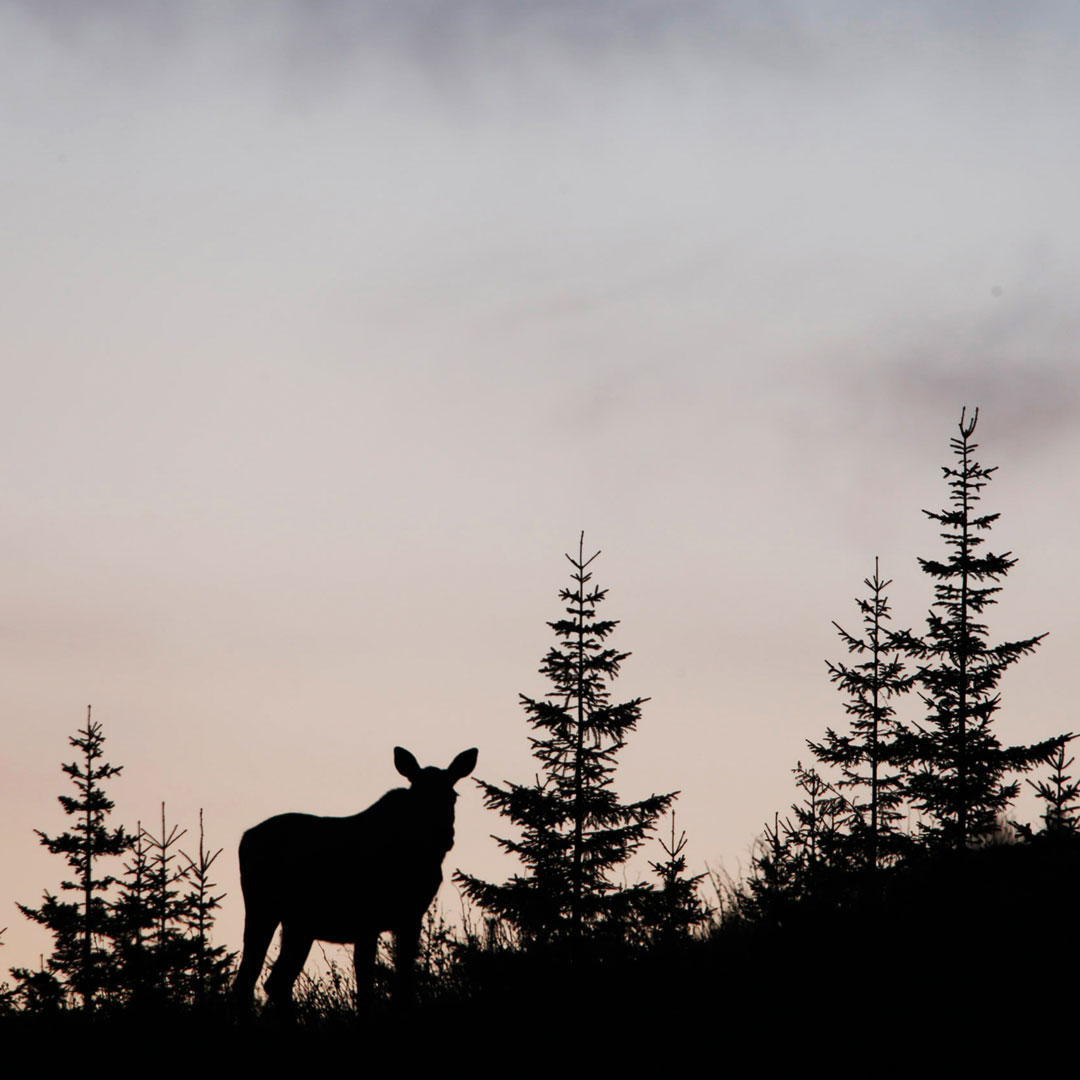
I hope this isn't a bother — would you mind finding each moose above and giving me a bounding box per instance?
[233,745,478,1008]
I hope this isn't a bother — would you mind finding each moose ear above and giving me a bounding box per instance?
[447,747,478,782]
[394,747,422,782]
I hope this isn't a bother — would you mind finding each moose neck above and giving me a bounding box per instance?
[405,790,456,856]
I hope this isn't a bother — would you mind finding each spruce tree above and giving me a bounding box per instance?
[139,804,196,1002]
[1025,739,1080,836]
[110,820,155,1003]
[644,815,712,945]
[741,766,851,921]
[900,408,1060,850]
[809,560,914,869]
[14,707,129,1008]
[0,930,10,1013]
[455,534,675,950]
[178,810,234,1001]
[784,762,848,874]
[740,812,802,924]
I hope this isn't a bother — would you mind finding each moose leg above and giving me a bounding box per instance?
[264,924,313,1009]
[352,931,379,1012]
[233,912,278,1005]
[393,918,421,1006]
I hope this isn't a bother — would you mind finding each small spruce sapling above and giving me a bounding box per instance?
[111,821,155,1003]
[141,804,194,1000]
[741,812,802,924]
[645,814,712,945]
[178,809,234,1001]
[1025,738,1080,837]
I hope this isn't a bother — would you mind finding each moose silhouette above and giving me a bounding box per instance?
[233,745,478,1008]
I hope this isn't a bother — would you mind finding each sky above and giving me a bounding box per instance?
[3,0,1080,978]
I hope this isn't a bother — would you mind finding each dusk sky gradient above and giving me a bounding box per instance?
[3,1,1079,975]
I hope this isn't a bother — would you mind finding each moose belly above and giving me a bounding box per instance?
[282,858,443,942]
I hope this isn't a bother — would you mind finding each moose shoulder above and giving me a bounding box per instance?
[234,746,477,1008]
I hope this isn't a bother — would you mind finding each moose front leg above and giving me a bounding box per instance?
[392,919,422,1006]
[353,931,379,1013]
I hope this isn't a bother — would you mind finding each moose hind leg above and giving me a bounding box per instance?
[233,911,278,1005]
[264,924,313,1008]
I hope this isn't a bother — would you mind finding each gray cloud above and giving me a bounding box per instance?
[10,1,1080,94]
[833,294,1080,457]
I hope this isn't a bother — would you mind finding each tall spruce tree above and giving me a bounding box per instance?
[809,560,914,869]
[455,535,675,949]
[900,408,1060,850]
[14,707,129,1008]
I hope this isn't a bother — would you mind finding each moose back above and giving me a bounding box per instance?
[234,746,477,1007]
